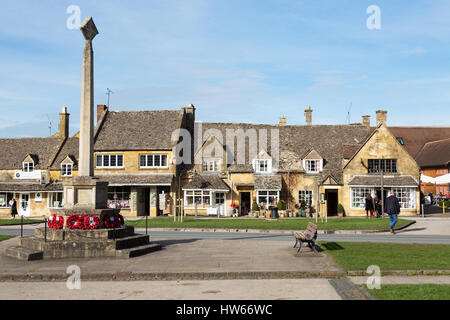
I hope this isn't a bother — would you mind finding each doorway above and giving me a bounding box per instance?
[19,193,30,217]
[325,190,338,216]
[240,192,251,215]
[157,186,171,216]
[143,187,150,217]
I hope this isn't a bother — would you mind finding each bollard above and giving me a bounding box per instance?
[145,215,148,235]
[20,215,23,238]
[422,204,425,218]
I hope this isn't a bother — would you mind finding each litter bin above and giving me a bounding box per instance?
[271,207,278,219]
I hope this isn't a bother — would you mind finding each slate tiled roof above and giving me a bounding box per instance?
[196,122,371,183]
[415,138,450,168]
[254,175,282,190]
[0,181,63,191]
[97,174,174,186]
[0,138,64,170]
[348,175,419,187]
[50,137,79,169]
[182,174,230,191]
[94,110,183,151]
[387,127,450,159]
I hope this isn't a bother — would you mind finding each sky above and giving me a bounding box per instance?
[1,0,450,138]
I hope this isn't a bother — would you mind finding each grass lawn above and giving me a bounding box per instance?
[0,218,42,225]
[0,235,14,242]
[365,284,450,300]
[320,242,450,271]
[125,217,411,231]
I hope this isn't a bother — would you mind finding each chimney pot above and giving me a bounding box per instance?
[362,115,371,128]
[278,116,287,126]
[305,106,312,125]
[59,106,70,139]
[97,104,108,122]
[376,110,387,126]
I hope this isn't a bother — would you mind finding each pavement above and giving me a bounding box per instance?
[0,217,449,300]
[0,236,343,279]
[0,279,343,300]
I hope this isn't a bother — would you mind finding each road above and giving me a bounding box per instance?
[2,227,450,244]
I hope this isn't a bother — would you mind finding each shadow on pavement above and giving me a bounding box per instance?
[153,239,200,248]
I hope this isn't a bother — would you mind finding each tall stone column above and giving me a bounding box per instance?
[62,17,109,211]
[79,17,98,177]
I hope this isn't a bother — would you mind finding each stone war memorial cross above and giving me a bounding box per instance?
[5,17,161,260]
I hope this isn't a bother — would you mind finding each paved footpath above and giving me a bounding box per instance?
[0,279,342,300]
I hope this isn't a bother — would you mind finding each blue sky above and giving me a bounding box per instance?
[1,0,450,138]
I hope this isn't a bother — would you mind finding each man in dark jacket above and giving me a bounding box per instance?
[385,191,401,234]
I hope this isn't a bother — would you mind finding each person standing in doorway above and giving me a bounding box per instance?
[10,198,18,219]
[365,194,374,218]
[385,191,401,234]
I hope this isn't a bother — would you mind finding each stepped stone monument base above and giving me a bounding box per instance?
[6,227,161,261]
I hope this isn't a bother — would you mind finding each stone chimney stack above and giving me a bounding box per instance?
[362,115,371,129]
[305,106,312,125]
[59,106,70,139]
[376,110,387,126]
[97,104,107,122]
[278,116,287,126]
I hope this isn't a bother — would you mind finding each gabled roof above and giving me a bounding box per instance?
[94,109,184,151]
[50,137,79,169]
[196,122,371,182]
[415,138,450,168]
[182,173,230,191]
[0,137,64,170]
[387,127,450,158]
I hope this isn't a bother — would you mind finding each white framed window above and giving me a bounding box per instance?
[96,154,124,168]
[107,186,131,209]
[299,190,314,206]
[253,159,272,173]
[304,159,321,174]
[0,192,14,208]
[202,159,221,172]
[23,162,34,172]
[215,192,225,205]
[139,154,168,168]
[48,192,63,209]
[61,163,73,177]
[257,190,279,207]
[351,187,374,209]
[392,187,416,209]
[184,190,211,208]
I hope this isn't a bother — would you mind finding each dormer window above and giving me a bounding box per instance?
[23,162,34,172]
[253,159,272,173]
[61,163,73,177]
[203,160,221,172]
[304,159,322,174]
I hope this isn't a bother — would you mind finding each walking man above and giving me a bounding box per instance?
[385,191,400,234]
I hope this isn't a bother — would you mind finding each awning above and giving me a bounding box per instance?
[254,175,282,191]
[183,174,230,192]
[421,174,436,183]
[97,174,173,186]
[348,175,419,187]
[435,173,450,184]
[0,182,63,192]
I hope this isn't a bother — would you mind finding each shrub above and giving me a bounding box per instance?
[276,200,284,210]
[337,203,345,216]
[252,201,259,211]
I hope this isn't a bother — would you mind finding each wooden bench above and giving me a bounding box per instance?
[292,222,319,253]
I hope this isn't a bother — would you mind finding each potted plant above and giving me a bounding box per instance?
[251,201,259,217]
[337,203,345,217]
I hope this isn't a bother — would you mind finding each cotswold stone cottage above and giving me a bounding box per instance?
[0,105,434,218]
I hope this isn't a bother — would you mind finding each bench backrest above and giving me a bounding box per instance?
[305,222,318,238]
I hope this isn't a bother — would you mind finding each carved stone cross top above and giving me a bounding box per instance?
[80,17,99,41]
